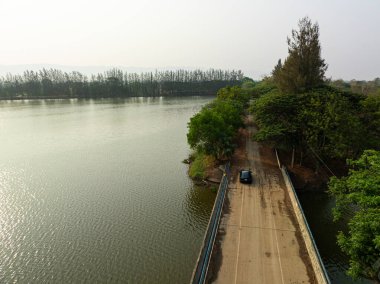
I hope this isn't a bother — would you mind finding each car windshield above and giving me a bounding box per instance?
[241,171,250,178]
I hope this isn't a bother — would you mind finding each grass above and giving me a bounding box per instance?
[188,152,215,180]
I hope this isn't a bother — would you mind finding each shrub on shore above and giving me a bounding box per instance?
[188,152,215,180]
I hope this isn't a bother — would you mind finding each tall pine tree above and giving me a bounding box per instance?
[274,17,327,93]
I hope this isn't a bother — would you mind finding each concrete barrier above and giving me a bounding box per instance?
[275,149,330,284]
[281,166,330,284]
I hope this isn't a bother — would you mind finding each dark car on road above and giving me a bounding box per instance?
[239,169,252,184]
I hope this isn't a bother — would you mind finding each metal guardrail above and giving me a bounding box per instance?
[191,163,230,284]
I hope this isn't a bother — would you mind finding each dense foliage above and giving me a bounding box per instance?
[329,150,380,280]
[187,85,250,160]
[250,86,378,167]
[0,68,243,99]
[250,90,299,150]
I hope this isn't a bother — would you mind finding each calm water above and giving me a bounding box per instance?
[298,191,373,284]
[0,97,216,283]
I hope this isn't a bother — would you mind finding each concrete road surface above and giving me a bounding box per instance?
[210,123,316,284]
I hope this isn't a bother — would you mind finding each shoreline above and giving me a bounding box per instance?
[0,93,217,101]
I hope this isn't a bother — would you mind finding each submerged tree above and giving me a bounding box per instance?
[274,17,327,93]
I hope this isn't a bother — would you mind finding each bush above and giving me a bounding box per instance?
[188,152,215,180]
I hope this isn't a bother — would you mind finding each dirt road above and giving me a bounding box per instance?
[209,121,316,284]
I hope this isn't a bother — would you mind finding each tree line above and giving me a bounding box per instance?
[329,77,380,96]
[0,68,244,99]
[249,17,380,281]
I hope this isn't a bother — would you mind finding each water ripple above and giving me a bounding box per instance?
[0,97,214,283]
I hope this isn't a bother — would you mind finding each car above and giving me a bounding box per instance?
[239,169,253,184]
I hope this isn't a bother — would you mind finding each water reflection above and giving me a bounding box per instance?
[0,96,214,283]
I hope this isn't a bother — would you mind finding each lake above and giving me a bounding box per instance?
[0,97,371,284]
[0,97,215,283]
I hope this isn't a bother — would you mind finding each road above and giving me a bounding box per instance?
[210,121,316,284]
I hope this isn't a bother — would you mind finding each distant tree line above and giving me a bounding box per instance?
[329,77,380,96]
[0,68,244,99]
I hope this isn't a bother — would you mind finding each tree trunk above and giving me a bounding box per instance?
[291,146,295,168]
[315,160,320,174]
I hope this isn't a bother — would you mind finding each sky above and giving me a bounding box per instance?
[0,0,379,80]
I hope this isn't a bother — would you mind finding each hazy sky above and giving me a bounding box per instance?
[0,0,379,80]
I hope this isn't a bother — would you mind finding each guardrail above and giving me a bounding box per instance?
[275,149,331,284]
[190,163,230,284]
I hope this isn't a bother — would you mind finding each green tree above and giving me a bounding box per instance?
[241,77,256,90]
[361,95,380,150]
[329,150,380,280]
[271,59,282,85]
[250,77,277,97]
[187,85,248,160]
[299,89,364,160]
[250,90,300,150]
[274,17,327,93]
[211,99,244,130]
[250,85,366,169]
[187,107,235,159]
[217,85,250,106]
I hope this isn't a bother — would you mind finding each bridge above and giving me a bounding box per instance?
[191,122,330,284]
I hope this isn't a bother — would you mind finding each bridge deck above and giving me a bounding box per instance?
[211,124,317,284]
